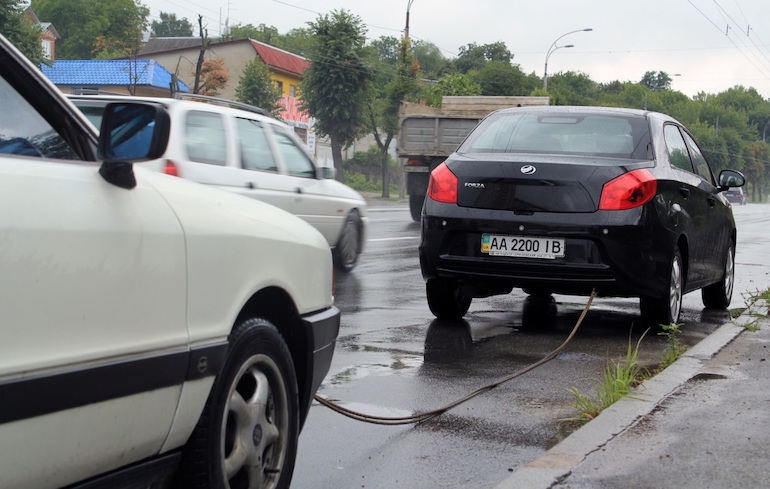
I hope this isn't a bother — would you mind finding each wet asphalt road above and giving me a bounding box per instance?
[292,202,766,489]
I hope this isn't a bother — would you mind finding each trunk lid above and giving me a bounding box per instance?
[448,154,654,213]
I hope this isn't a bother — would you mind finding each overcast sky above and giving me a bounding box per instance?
[143,0,770,100]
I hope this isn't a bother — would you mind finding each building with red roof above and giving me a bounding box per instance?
[137,37,312,135]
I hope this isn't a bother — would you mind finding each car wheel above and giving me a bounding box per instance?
[426,278,472,319]
[333,211,361,273]
[702,242,735,309]
[179,318,299,489]
[409,194,423,222]
[640,248,683,326]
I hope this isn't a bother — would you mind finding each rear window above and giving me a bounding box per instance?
[459,111,653,160]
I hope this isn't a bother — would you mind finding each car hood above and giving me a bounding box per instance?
[136,168,334,328]
[447,153,654,213]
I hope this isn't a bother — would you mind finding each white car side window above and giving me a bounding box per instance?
[0,76,78,160]
[235,118,277,172]
[272,128,316,178]
[185,110,227,165]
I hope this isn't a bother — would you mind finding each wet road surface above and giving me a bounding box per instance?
[292,203,766,489]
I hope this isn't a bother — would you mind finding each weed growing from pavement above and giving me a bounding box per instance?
[737,288,770,332]
[567,330,648,427]
[656,323,687,372]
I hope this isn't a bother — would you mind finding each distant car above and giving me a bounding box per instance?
[419,106,745,326]
[70,94,368,272]
[723,186,747,205]
[0,33,339,489]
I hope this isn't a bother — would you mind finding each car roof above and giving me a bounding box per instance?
[68,93,282,127]
[491,105,677,122]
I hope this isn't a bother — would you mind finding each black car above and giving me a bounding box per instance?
[419,106,745,325]
[723,187,747,205]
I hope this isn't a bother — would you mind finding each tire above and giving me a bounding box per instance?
[640,247,683,326]
[702,242,735,309]
[333,211,361,273]
[426,278,471,319]
[178,318,299,489]
[409,194,424,222]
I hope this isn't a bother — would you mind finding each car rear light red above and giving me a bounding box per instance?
[428,162,458,204]
[599,169,657,210]
[164,160,179,177]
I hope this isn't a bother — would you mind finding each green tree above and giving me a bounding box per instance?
[151,11,193,37]
[455,41,512,73]
[1,0,44,64]
[32,0,148,59]
[641,71,673,91]
[275,27,313,57]
[423,72,482,107]
[472,61,536,96]
[300,9,373,182]
[545,71,599,106]
[229,22,279,43]
[412,39,452,79]
[235,57,283,116]
[364,35,419,197]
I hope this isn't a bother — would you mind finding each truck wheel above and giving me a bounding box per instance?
[409,194,424,222]
[426,278,471,319]
[179,318,299,489]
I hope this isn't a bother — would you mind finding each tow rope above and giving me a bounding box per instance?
[314,290,596,425]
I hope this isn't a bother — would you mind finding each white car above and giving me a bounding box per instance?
[0,34,338,489]
[70,94,368,272]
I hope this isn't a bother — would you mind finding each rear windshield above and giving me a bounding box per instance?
[458,111,653,160]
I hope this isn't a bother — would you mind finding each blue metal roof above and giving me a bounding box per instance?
[40,59,189,92]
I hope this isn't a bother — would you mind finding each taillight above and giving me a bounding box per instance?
[599,169,657,210]
[164,160,179,176]
[428,162,458,204]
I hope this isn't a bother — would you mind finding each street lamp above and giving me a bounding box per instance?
[543,28,592,91]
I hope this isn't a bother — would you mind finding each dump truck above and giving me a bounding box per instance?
[397,95,550,221]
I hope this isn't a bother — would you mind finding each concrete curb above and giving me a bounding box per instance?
[495,304,762,489]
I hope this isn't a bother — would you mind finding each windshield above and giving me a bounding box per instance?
[459,111,653,160]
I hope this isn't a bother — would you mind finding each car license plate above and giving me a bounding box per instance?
[481,234,565,259]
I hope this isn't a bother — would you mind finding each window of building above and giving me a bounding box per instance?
[41,40,52,60]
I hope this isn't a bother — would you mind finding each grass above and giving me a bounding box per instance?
[736,288,770,332]
[656,323,687,371]
[567,330,648,426]
[566,287,770,427]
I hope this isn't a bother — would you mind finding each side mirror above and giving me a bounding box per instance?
[319,166,336,179]
[97,102,171,189]
[97,102,170,162]
[718,169,746,190]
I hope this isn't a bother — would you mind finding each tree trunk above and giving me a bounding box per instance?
[380,150,390,198]
[380,133,393,198]
[193,15,206,94]
[329,131,345,183]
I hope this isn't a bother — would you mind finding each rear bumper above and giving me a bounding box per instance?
[419,201,676,299]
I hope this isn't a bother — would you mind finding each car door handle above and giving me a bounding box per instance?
[295,187,303,194]
[247,182,257,189]
[678,187,690,198]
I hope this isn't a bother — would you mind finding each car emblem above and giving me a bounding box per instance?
[464,182,485,189]
[521,165,536,175]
